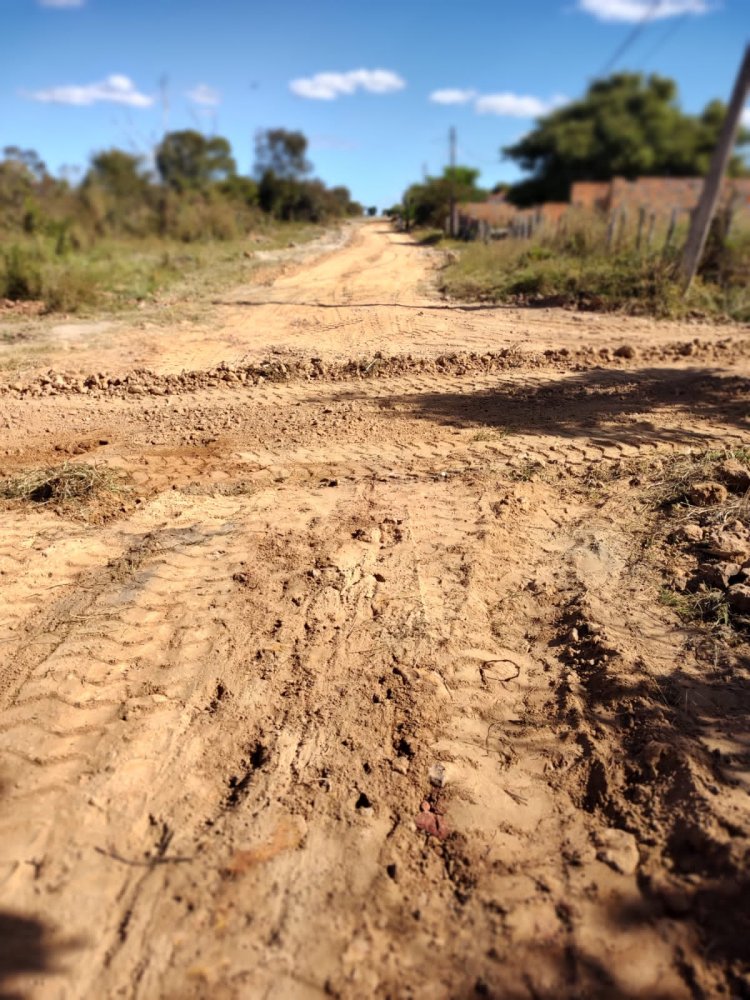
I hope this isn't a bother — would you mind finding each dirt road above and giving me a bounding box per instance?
[1,222,749,999]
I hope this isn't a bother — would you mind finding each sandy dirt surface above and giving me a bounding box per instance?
[0,221,749,999]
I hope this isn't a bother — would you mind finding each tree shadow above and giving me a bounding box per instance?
[0,779,83,999]
[0,909,81,1000]
[367,366,750,445]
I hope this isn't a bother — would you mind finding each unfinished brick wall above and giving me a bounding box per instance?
[570,182,611,212]
[571,177,750,220]
[457,202,516,226]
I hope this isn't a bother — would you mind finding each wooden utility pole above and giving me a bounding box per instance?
[448,126,457,237]
[680,43,750,290]
[159,75,170,137]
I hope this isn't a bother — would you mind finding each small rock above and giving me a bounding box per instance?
[687,481,728,506]
[693,562,739,590]
[614,344,636,359]
[594,827,639,875]
[705,526,750,561]
[716,459,750,494]
[727,584,750,614]
[428,763,446,788]
[674,523,704,544]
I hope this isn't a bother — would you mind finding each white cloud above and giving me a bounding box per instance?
[289,69,405,100]
[38,0,85,6]
[577,0,711,23]
[475,92,568,117]
[187,84,221,107]
[24,74,154,108]
[742,107,750,128]
[429,88,477,105]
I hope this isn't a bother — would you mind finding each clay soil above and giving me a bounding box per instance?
[0,221,749,999]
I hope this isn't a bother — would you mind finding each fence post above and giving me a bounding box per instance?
[635,206,646,252]
[663,208,678,254]
[606,213,616,251]
[616,208,627,250]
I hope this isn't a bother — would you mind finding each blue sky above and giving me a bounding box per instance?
[2,0,748,209]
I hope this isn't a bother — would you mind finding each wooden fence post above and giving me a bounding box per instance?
[606,213,616,252]
[663,208,678,254]
[635,206,646,252]
[616,209,627,250]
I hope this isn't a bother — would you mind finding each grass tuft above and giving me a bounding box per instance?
[0,462,129,513]
[659,586,730,628]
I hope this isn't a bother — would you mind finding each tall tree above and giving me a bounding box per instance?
[504,73,750,206]
[156,130,236,191]
[253,129,311,180]
[84,149,149,200]
[254,129,313,218]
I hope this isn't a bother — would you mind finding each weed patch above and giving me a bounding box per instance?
[0,462,131,519]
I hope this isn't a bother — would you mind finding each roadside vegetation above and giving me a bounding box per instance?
[0,129,361,314]
[438,213,750,321]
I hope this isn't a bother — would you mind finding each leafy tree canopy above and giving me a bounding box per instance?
[504,72,750,206]
[156,130,237,191]
[2,146,47,182]
[253,129,311,181]
[403,166,486,228]
[85,149,150,200]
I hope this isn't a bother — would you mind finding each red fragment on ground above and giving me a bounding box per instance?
[415,811,450,839]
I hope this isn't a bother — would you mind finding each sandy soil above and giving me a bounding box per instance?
[0,221,749,999]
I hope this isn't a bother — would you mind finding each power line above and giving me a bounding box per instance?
[458,143,500,168]
[638,12,688,70]
[597,0,664,78]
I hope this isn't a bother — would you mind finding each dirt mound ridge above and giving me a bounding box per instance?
[2,336,746,400]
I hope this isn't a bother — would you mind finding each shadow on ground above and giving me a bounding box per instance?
[368,366,750,447]
[0,909,80,1000]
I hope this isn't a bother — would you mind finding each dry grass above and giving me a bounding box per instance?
[645,447,750,514]
[0,461,130,517]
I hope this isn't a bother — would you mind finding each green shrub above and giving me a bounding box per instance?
[42,265,98,312]
[1,245,44,300]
